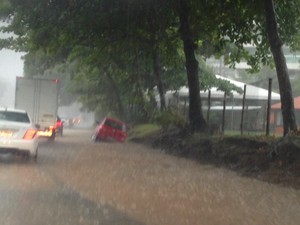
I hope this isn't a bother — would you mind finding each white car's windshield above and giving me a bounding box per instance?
[0,111,30,123]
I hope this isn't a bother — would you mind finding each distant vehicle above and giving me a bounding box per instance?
[0,108,39,161]
[92,117,127,143]
[60,117,71,128]
[72,117,81,126]
[15,77,59,140]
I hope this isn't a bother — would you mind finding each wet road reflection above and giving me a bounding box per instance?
[0,136,142,225]
[0,129,299,225]
[0,188,142,225]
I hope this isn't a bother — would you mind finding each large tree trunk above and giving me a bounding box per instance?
[177,0,207,132]
[153,48,166,111]
[105,72,125,119]
[101,64,125,119]
[264,0,298,135]
[135,52,150,122]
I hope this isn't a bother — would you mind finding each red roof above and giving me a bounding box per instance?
[271,96,300,109]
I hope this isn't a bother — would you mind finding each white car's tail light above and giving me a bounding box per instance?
[23,129,37,140]
[0,129,13,137]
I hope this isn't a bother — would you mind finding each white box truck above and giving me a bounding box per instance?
[15,77,60,140]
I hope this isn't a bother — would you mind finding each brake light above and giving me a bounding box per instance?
[37,130,53,137]
[23,129,37,140]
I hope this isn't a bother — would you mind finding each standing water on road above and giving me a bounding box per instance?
[0,129,299,225]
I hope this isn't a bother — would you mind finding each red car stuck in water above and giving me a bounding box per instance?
[92,117,127,143]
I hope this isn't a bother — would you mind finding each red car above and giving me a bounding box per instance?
[92,117,126,143]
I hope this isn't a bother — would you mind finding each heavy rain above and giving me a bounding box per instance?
[0,1,300,225]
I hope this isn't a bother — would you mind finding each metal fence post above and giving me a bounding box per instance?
[222,91,226,134]
[266,78,272,136]
[241,84,247,135]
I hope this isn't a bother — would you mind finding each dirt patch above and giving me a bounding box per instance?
[131,129,300,190]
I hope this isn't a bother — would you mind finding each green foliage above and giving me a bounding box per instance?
[198,59,243,95]
[0,0,11,19]
[2,0,300,128]
[127,123,161,141]
[212,0,300,71]
[215,78,244,96]
[154,109,187,130]
[198,57,216,90]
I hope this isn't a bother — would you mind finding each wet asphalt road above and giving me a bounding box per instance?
[0,128,299,225]
[0,129,142,225]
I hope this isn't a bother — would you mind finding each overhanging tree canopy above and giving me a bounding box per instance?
[1,0,300,135]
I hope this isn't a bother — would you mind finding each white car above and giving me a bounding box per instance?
[0,108,39,161]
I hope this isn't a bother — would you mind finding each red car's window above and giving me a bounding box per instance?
[104,119,124,131]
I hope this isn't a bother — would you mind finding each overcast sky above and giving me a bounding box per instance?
[0,48,24,107]
[0,20,24,108]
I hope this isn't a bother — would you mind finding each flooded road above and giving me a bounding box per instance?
[0,129,299,225]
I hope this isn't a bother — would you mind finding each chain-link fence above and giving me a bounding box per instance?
[165,79,282,136]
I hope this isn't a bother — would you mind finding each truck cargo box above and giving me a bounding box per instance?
[15,77,59,140]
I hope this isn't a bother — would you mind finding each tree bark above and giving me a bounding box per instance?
[264,0,298,135]
[135,51,150,121]
[177,0,207,132]
[105,72,125,119]
[153,48,166,111]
